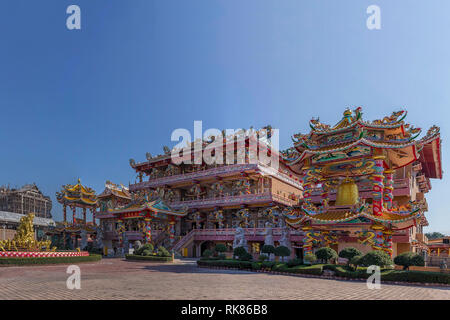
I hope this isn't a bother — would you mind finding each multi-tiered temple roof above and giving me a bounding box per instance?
[281,107,441,229]
[282,107,441,178]
[56,179,98,207]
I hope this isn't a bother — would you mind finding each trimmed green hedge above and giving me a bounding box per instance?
[0,254,102,265]
[381,270,450,285]
[289,264,323,275]
[197,260,450,285]
[125,254,173,262]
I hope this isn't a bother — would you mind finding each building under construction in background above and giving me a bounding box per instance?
[0,184,52,219]
[0,184,55,241]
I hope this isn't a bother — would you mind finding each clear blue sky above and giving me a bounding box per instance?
[1,1,449,234]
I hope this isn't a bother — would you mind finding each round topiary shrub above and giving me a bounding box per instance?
[261,245,275,254]
[215,244,227,253]
[394,252,425,270]
[239,252,253,261]
[315,247,338,263]
[233,246,247,259]
[359,250,393,268]
[274,246,291,261]
[350,255,362,268]
[202,249,213,258]
[339,247,363,263]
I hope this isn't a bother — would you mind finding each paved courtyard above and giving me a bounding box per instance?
[0,258,448,300]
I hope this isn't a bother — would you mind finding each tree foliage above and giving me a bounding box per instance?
[425,232,446,240]
[274,246,291,257]
[394,252,425,270]
[215,244,227,253]
[261,245,275,254]
[315,247,338,263]
[339,247,363,261]
[359,251,393,267]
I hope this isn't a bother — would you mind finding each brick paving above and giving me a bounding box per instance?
[0,258,449,300]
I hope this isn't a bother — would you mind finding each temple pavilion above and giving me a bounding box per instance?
[281,107,442,257]
[52,179,98,248]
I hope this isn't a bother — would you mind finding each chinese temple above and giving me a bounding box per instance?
[97,129,305,257]
[281,107,442,257]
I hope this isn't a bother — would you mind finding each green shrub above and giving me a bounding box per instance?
[233,246,247,258]
[135,243,154,256]
[304,252,317,264]
[238,261,253,269]
[258,254,269,262]
[287,258,303,267]
[202,249,213,258]
[157,246,171,257]
[359,251,393,268]
[350,255,362,269]
[125,254,173,262]
[289,264,323,275]
[274,246,291,259]
[251,262,262,270]
[217,253,226,260]
[339,247,363,262]
[394,252,425,270]
[0,254,102,265]
[381,270,450,284]
[215,244,227,253]
[142,249,152,256]
[238,252,253,261]
[316,247,338,263]
[272,263,289,272]
[261,261,276,269]
[261,245,275,254]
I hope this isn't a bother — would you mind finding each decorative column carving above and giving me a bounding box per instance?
[320,181,329,208]
[116,219,125,248]
[302,226,314,259]
[63,205,67,222]
[82,207,87,225]
[144,218,152,243]
[372,157,385,216]
[302,166,313,206]
[383,170,394,211]
[72,206,76,224]
[169,217,176,245]
[382,229,394,257]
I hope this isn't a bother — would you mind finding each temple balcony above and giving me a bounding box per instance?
[167,190,297,210]
[129,163,301,191]
[103,230,164,241]
[190,227,304,242]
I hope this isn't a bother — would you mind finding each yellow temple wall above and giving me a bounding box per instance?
[337,242,372,255]
[271,178,302,201]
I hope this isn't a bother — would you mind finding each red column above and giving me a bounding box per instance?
[372,157,384,216]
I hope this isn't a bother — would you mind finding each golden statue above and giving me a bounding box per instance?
[0,213,54,252]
